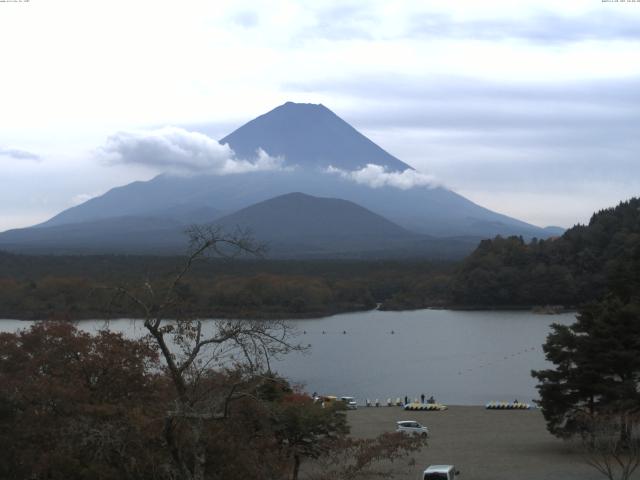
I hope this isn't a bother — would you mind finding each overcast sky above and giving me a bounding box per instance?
[1,0,639,231]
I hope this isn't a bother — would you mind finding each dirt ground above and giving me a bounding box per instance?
[345,406,638,480]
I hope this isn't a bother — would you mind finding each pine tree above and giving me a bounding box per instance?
[532,295,640,439]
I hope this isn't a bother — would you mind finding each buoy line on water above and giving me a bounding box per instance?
[485,401,531,410]
[456,346,539,376]
[301,330,399,335]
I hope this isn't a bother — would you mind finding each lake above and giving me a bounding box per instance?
[0,309,576,406]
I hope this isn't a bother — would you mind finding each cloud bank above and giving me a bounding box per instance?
[327,164,439,190]
[0,147,40,161]
[409,10,640,44]
[101,126,286,175]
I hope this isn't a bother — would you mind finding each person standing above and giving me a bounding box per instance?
[420,393,425,404]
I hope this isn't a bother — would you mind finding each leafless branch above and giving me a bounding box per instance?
[98,224,302,480]
[578,411,640,480]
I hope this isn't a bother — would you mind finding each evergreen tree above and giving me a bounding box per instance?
[532,296,640,439]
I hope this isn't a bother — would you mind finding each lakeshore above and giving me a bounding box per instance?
[345,406,614,480]
[0,310,577,406]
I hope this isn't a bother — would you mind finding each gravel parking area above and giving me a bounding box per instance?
[346,406,629,480]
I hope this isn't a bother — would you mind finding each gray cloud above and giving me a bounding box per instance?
[101,126,287,175]
[231,10,259,28]
[295,8,640,45]
[297,3,375,41]
[287,75,640,141]
[0,147,40,161]
[285,73,639,226]
[288,74,640,110]
[410,10,640,43]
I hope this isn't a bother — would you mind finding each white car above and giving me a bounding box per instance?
[395,420,429,437]
[340,396,358,409]
[423,465,459,480]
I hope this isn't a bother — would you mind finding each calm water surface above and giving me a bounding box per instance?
[0,309,575,405]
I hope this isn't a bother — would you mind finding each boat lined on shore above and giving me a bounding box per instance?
[404,402,448,411]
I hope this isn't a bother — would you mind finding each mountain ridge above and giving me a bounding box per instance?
[1,101,564,256]
[0,192,482,258]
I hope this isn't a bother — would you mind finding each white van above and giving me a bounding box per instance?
[423,465,459,480]
[340,396,358,409]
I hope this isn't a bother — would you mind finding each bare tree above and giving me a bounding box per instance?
[577,411,640,480]
[304,433,426,480]
[108,225,303,480]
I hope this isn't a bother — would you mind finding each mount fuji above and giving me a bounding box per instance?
[0,102,562,258]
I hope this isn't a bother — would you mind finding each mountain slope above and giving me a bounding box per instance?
[0,192,481,258]
[0,216,189,254]
[209,192,483,258]
[220,102,411,171]
[2,101,563,255]
[215,192,414,254]
[36,168,552,239]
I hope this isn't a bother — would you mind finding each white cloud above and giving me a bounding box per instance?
[101,127,287,175]
[221,147,289,174]
[70,193,96,206]
[326,163,440,190]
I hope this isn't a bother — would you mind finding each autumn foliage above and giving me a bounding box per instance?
[0,323,165,479]
[0,323,424,480]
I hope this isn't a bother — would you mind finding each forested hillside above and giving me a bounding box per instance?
[451,198,640,307]
[2,198,637,318]
[0,254,453,320]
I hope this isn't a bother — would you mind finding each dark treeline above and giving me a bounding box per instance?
[451,198,640,308]
[295,196,639,311]
[1,197,638,318]
[0,254,455,320]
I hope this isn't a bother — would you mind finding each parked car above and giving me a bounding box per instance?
[395,420,428,437]
[423,465,459,480]
[340,396,358,409]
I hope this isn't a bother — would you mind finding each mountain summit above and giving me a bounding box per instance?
[221,102,411,171]
[0,102,563,257]
[217,192,412,241]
